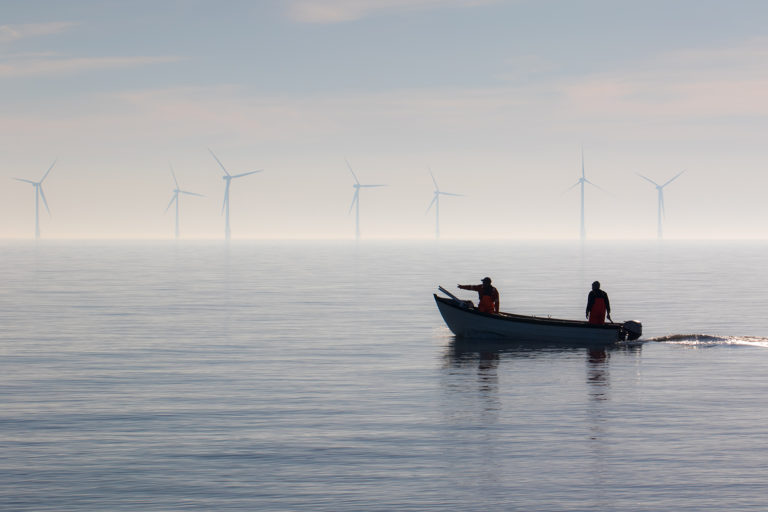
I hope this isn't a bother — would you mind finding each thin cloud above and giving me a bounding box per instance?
[560,37,768,120]
[98,38,768,151]
[285,0,500,23]
[6,38,768,149]
[0,22,76,43]
[0,54,182,77]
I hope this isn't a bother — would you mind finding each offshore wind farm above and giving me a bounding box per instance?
[2,3,767,241]
[6,151,700,241]
[0,151,714,241]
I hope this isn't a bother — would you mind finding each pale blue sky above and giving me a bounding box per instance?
[2,0,768,239]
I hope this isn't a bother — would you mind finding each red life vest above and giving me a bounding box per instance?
[588,297,607,325]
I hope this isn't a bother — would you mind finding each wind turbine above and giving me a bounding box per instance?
[209,149,262,241]
[165,164,203,239]
[566,147,602,240]
[347,160,385,240]
[426,169,463,239]
[637,170,685,239]
[15,159,56,239]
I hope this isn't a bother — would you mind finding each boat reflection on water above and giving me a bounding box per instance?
[440,336,645,451]
[441,337,644,405]
[439,337,644,497]
[445,337,643,361]
[586,346,610,401]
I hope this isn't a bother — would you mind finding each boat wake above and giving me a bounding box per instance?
[650,334,768,348]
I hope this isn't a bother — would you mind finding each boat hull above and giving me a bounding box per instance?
[434,295,640,345]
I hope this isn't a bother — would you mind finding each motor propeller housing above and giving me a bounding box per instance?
[621,320,643,341]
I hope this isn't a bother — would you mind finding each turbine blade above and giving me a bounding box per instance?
[179,190,204,197]
[564,181,580,193]
[426,194,438,213]
[348,190,358,214]
[440,192,463,197]
[583,178,604,191]
[346,159,360,184]
[165,193,177,213]
[209,148,230,176]
[637,173,660,187]
[15,178,36,184]
[39,186,51,215]
[360,184,386,188]
[660,193,666,219]
[41,159,57,182]
[170,163,179,187]
[232,170,262,178]
[662,169,686,188]
[429,168,439,190]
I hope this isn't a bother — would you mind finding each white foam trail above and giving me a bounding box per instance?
[651,334,768,348]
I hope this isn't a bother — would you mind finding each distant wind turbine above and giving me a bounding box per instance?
[426,169,463,239]
[637,170,685,239]
[209,149,262,241]
[166,164,204,239]
[566,147,602,240]
[347,160,385,240]
[15,159,56,239]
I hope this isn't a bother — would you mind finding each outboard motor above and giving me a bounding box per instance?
[621,320,643,341]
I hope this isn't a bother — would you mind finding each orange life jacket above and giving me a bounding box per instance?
[478,294,495,313]
[477,286,497,313]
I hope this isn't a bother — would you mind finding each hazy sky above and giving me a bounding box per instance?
[2,0,767,239]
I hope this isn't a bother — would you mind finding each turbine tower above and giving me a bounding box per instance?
[209,149,262,241]
[637,170,685,239]
[166,164,203,239]
[566,148,602,240]
[347,160,385,240]
[15,159,56,240]
[426,169,462,239]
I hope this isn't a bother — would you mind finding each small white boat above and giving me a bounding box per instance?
[434,287,642,345]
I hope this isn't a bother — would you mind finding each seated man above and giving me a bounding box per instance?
[458,277,499,314]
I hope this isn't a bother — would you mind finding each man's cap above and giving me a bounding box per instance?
[482,277,492,283]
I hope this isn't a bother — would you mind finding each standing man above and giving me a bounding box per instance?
[586,281,612,324]
[458,277,500,314]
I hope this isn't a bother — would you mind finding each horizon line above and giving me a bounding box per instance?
[1,236,767,243]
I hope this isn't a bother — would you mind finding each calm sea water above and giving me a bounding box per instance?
[1,241,767,511]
